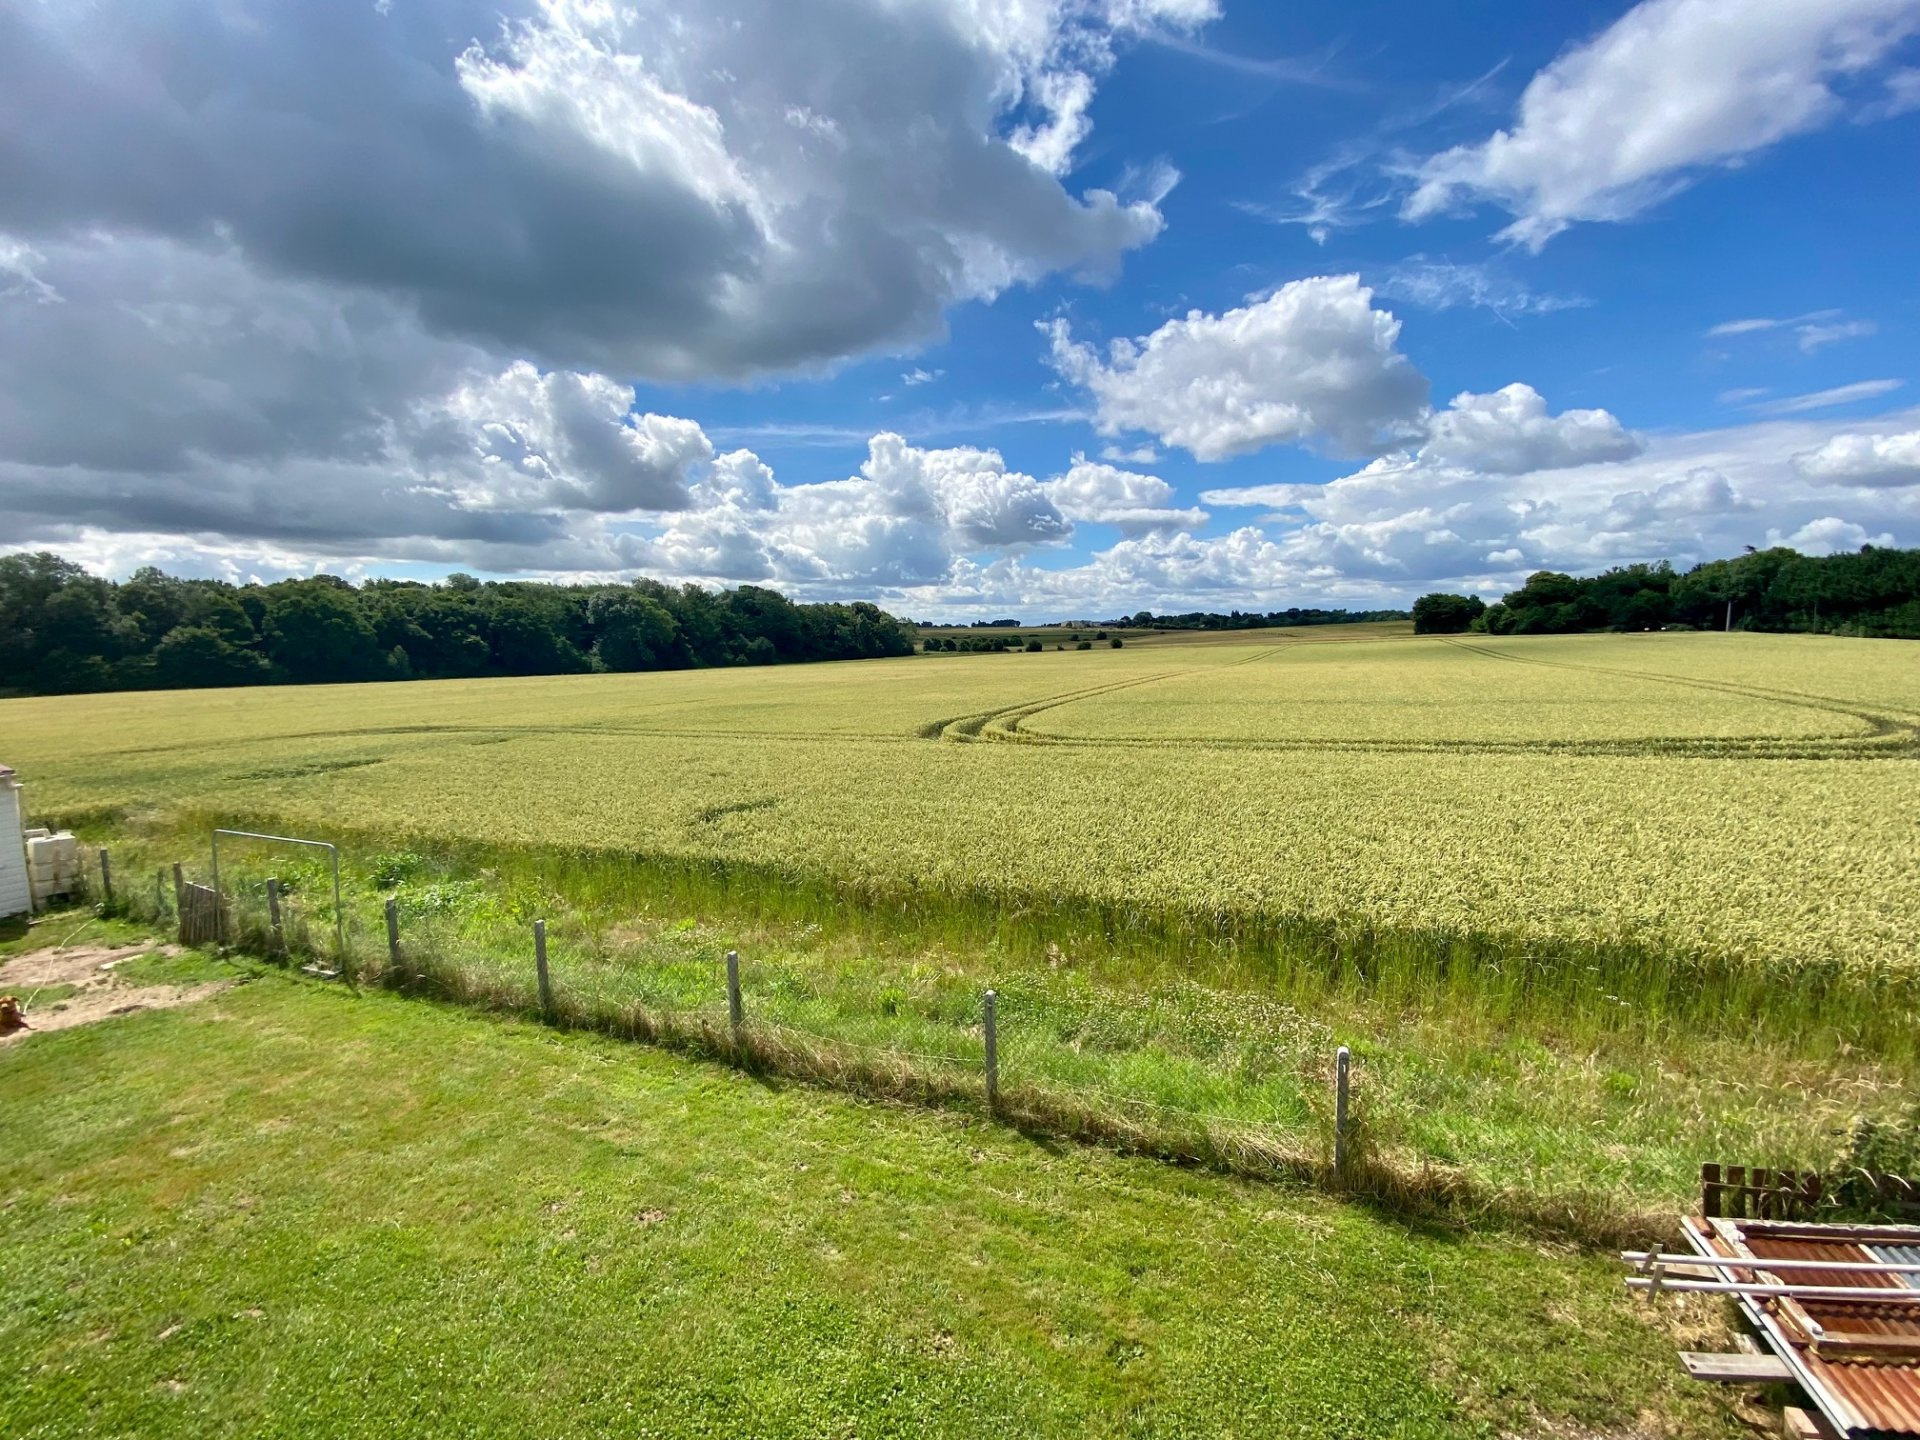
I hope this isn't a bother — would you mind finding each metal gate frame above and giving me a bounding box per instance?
[210,828,344,957]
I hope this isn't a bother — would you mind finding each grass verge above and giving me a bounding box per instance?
[0,965,1744,1438]
[56,812,1908,1245]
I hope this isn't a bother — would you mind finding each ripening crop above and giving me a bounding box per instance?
[6,629,1918,974]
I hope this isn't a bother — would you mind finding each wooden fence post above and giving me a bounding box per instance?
[385,898,400,968]
[534,919,551,1014]
[155,867,165,918]
[984,989,999,1113]
[726,950,743,1044]
[1334,1045,1351,1175]
[171,862,184,913]
[97,848,113,906]
[267,878,283,952]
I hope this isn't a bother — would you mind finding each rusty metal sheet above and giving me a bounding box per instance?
[1689,1218,1920,1437]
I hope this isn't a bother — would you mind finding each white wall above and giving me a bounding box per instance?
[0,783,29,920]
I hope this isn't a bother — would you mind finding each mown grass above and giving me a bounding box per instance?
[0,964,1744,1438]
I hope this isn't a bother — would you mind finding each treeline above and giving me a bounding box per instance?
[0,552,917,695]
[923,628,1119,652]
[1114,606,1410,630]
[1412,545,1920,637]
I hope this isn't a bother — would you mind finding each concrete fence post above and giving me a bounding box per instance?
[984,989,999,1113]
[534,919,551,1014]
[267,878,283,951]
[385,898,400,968]
[726,950,743,1044]
[98,848,113,906]
[1334,1045,1351,1175]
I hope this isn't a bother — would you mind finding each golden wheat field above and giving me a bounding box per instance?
[6,626,1918,971]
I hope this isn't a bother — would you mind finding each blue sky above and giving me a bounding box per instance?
[2,0,1917,617]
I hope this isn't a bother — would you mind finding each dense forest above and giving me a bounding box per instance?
[0,553,918,695]
[1413,545,1920,637]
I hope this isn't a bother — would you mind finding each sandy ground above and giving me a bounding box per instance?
[0,941,229,1044]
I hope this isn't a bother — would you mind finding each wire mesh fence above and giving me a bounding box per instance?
[78,835,1366,1185]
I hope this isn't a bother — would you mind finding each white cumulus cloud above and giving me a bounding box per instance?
[1795,430,1920,486]
[429,363,709,513]
[1042,275,1430,461]
[1042,458,1208,533]
[629,433,1071,592]
[1421,383,1644,474]
[1768,516,1897,553]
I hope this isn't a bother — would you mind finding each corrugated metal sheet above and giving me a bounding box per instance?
[1689,1219,1920,1437]
[1873,1247,1920,1295]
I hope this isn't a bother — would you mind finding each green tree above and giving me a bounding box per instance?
[587,590,680,671]
[1411,593,1485,634]
[153,626,275,689]
[116,566,193,649]
[263,580,381,683]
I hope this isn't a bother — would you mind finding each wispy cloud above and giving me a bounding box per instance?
[1234,152,1390,245]
[1796,320,1876,353]
[1706,309,1874,352]
[1373,257,1588,321]
[707,420,878,446]
[1752,379,1903,416]
[1234,60,1514,244]
[910,402,1092,436]
[1708,316,1802,337]
[1143,31,1366,92]
[901,367,943,386]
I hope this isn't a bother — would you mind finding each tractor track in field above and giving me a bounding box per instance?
[913,638,1920,760]
[919,670,1192,743]
[87,637,1919,769]
[918,643,1299,745]
[1433,638,1920,756]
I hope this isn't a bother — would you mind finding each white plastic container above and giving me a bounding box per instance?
[26,830,81,907]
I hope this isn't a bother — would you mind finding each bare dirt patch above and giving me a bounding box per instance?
[0,942,229,1044]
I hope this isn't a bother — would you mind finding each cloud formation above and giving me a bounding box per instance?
[1043,275,1431,460]
[1755,380,1906,415]
[1372,258,1588,319]
[0,1,1911,618]
[1405,0,1920,248]
[0,0,1201,382]
[1795,429,1920,486]
[0,0,1193,596]
[1707,311,1878,353]
[1190,406,1918,603]
[628,433,1071,590]
[1042,458,1209,533]
[1419,384,1644,474]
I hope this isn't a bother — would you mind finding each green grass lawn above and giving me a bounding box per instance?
[0,954,1740,1438]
